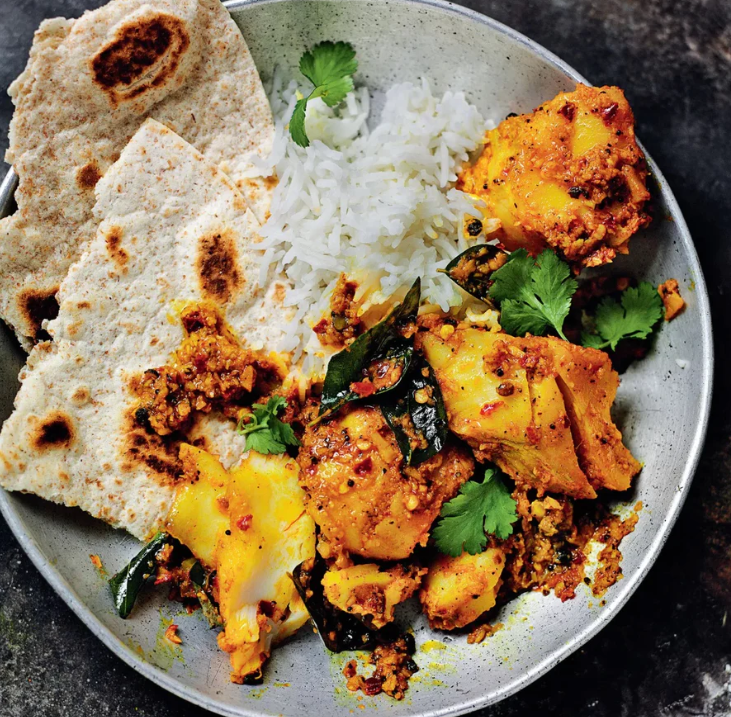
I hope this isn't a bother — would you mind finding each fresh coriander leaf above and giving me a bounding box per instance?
[531,250,576,335]
[432,469,518,558]
[488,248,577,340]
[310,76,354,108]
[580,330,606,350]
[289,98,309,147]
[300,41,358,87]
[499,299,550,337]
[581,281,664,351]
[290,41,358,147]
[237,396,300,455]
[269,418,299,449]
[487,248,535,304]
[243,429,287,455]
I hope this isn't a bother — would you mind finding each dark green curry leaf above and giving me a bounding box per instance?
[109,532,172,619]
[319,278,421,418]
[443,244,508,301]
[381,354,449,466]
[291,559,378,652]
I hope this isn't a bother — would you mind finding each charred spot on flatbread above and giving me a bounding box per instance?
[196,230,242,304]
[18,287,59,341]
[104,226,129,269]
[76,161,102,190]
[91,14,190,105]
[30,412,75,451]
[122,408,182,484]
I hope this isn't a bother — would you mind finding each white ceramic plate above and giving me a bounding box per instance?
[0,1,713,715]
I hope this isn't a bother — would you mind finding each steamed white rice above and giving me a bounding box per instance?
[246,72,491,376]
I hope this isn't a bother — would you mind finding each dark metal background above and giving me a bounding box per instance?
[1,1,730,715]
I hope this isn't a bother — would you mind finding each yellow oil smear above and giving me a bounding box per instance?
[149,612,185,671]
[420,640,447,654]
[247,688,268,700]
[167,299,192,325]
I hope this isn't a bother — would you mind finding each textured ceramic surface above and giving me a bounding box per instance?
[0,1,713,716]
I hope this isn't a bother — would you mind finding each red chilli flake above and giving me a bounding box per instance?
[558,102,576,121]
[480,401,505,416]
[601,102,619,123]
[363,677,384,696]
[350,380,377,397]
[236,514,253,531]
[355,457,373,476]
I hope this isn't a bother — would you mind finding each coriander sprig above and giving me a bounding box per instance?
[581,281,664,350]
[488,249,577,341]
[237,396,300,455]
[289,41,358,147]
[432,468,518,557]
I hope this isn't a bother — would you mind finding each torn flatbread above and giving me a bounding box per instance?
[0,119,288,540]
[0,0,274,347]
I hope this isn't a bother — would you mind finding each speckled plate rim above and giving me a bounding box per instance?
[0,0,714,715]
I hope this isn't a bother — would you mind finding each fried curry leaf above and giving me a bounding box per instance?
[443,244,508,301]
[489,249,577,341]
[290,41,358,147]
[381,354,449,466]
[109,532,172,619]
[432,469,518,557]
[581,281,664,351]
[291,559,379,652]
[237,396,300,455]
[319,278,420,418]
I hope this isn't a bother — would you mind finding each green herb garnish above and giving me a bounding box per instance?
[290,41,358,147]
[581,281,664,351]
[432,469,518,557]
[488,248,577,340]
[442,243,506,301]
[381,354,449,466]
[237,396,300,455]
[319,278,420,419]
[109,532,172,619]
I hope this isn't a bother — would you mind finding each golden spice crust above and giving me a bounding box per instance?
[297,405,474,561]
[131,304,285,436]
[458,84,651,268]
[591,509,639,597]
[322,563,425,629]
[658,279,685,321]
[312,274,363,348]
[417,322,596,499]
[419,548,505,630]
[515,336,641,492]
[343,636,418,700]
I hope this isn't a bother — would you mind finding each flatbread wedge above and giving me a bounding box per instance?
[0,119,288,540]
[0,0,274,346]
